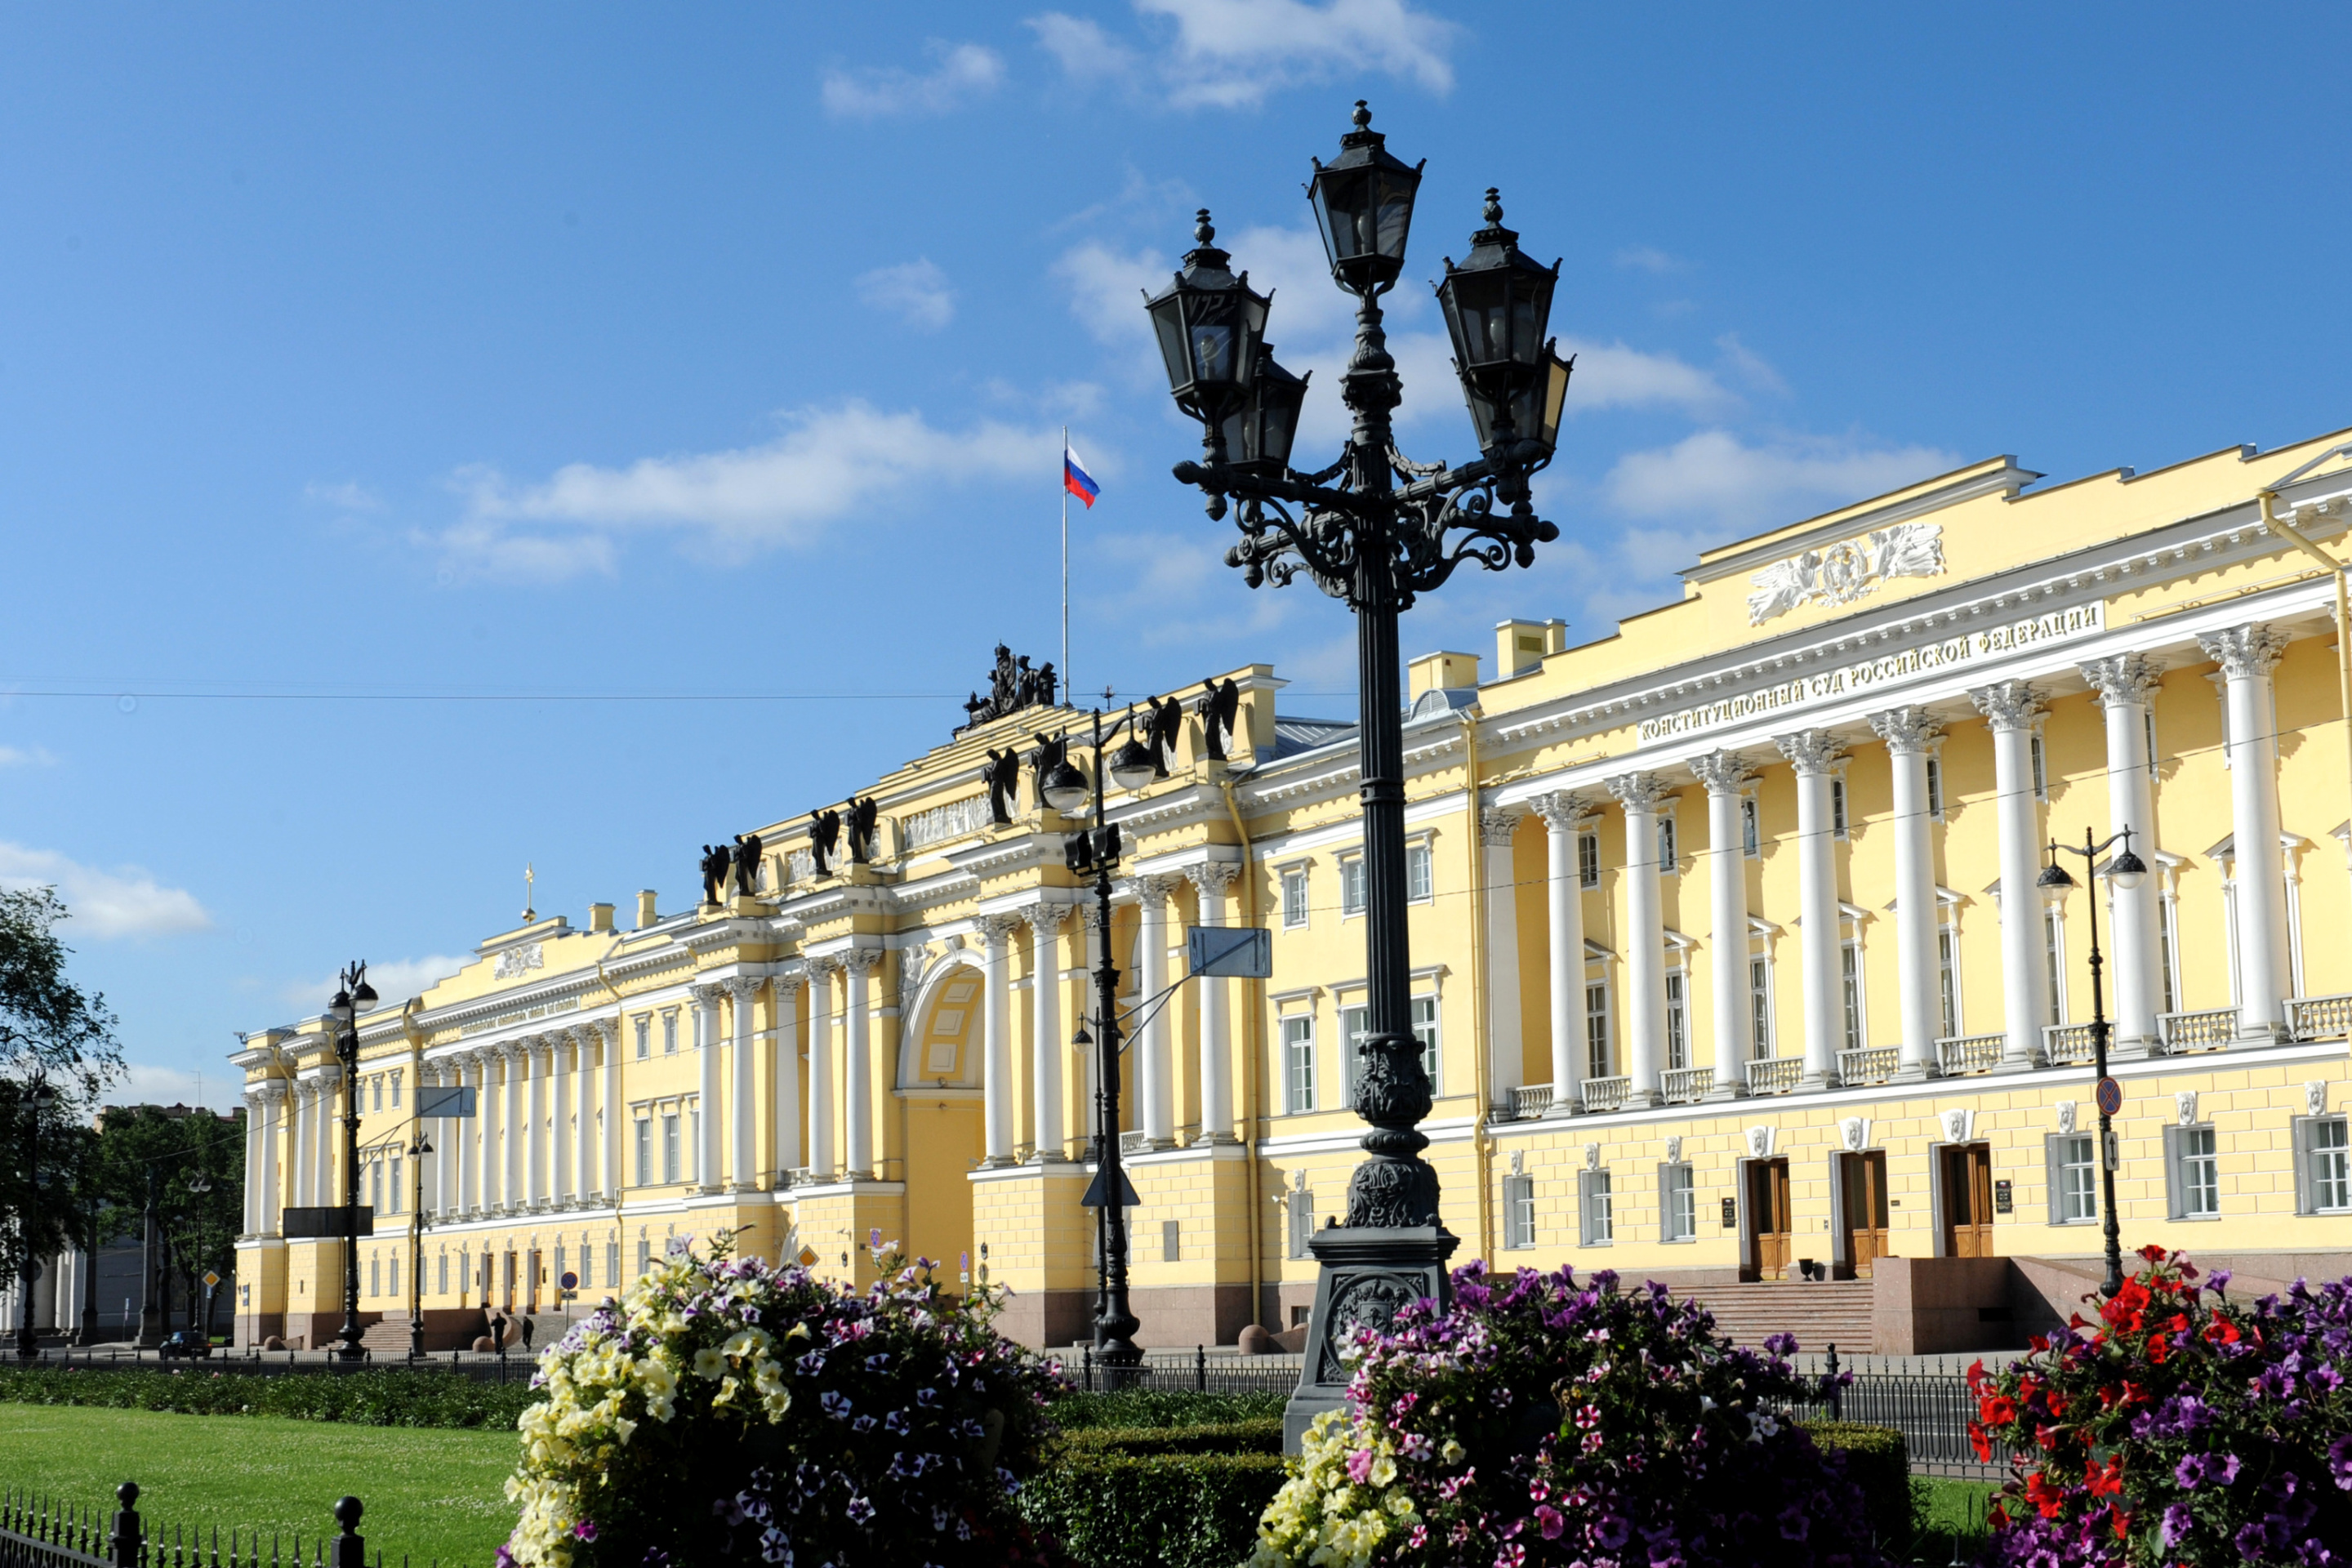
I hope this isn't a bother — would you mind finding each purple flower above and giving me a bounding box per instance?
[819,1391,852,1419]
[573,1521,599,1543]
[844,1495,875,1525]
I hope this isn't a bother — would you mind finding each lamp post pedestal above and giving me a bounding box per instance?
[1285,1225,1459,1450]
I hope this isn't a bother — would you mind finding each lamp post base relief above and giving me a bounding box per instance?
[1283,1223,1459,1451]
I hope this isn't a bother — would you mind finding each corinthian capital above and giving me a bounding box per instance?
[1478,808,1521,848]
[1127,872,1183,905]
[1686,751,1757,795]
[691,982,727,1007]
[1528,789,1592,831]
[724,974,762,1001]
[1604,771,1670,814]
[1774,728,1845,775]
[1022,899,1075,935]
[2078,653,2161,707]
[1968,680,2043,733]
[839,947,884,978]
[974,912,1026,946]
[2198,623,2288,682]
[1866,706,1943,755]
[1184,861,1241,898]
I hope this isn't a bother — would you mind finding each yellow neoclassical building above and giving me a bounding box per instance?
[234,426,2352,1355]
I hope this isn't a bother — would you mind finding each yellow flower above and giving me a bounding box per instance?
[1439,1438,1464,1466]
[692,1346,728,1380]
[613,1417,638,1446]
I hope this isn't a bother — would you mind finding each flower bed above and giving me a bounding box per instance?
[498,1236,1067,1568]
[1968,1246,2350,1566]
[1246,1262,1889,1567]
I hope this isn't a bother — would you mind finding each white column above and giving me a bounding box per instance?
[1024,903,1071,1160]
[522,1039,546,1208]
[1184,862,1241,1143]
[1689,753,1756,1098]
[728,978,760,1190]
[412,1064,438,1218]
[242,1089,265,1234]
[1480,808,1526,1110]
[1132,875,1180,1145]
[597,1019,621,1204]
[807,958,839,1178]
[978,915,1018,1165]
[466,1051,490,1213]
[771,969,803,1178]
[1606,772,1669,1106]
[1971,681,2050,1068]
[842,950,881,1179]
[548,1039,571,1207]
[568,1029,595,1203]
[2201,624,2294,1037]
[1777,729,1846,1088]
[288,1083,310,1209]
[693,985,724,1190]
[2081,654,2163,1052]
[501,1042,526,1209]
[255,1084,285,1234]
[1870,707,1944,1078]
[1530,791,1589,1114]
[314,1069,340,1208]
[434,1062,459,1216]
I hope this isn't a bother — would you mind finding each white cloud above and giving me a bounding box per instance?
[820,41,1004,119]
[1604,430,1962,532]
[856,258,956,330]
[1131,0,1458,109]
[1557,338,1732,416]
[0,744,56,768]
[1028,12,1142,83]
[1614,245,1686,274]
[0,842,212,938]
[438,402,1065,578]
[304,480,386,513]
[281,955,470,1015]
[1714,332,1788,396]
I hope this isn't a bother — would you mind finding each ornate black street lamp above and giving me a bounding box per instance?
[327,962,379,1362]
[2036,828,2146,1299]
[406,1124,433,1360]
[1147,102,1566,1445]
[1039,702,1156,1370]
[16,1075,56,1360]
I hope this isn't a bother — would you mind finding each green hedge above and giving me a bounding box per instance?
[1799,1420,1918,1548]
[1056,1418,1283,1459]
[0,1366,539,1429]
[1048,1388,1285,1430]
[1022,1450,1286,1568]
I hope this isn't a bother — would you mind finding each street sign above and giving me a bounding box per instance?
[559,1271,577,1291]
[1079,1165,1143,1209]
[202,1271,220,1290]
[1188,925,1272,978]
[417,1085,477,1119]
[280,1205,375,1239]
[2095,1076,2123,1118]
[796,1246,818,1267]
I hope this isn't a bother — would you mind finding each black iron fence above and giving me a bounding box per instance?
[1071,1347,1303,1396]
[0,1486,401,1568]
[1774,1352,2008,1481]
[17,1349,536,1385]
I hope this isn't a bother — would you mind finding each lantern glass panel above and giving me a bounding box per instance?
[1536,350,1571,451]
[1187,293,1240,387]
[1150,298,1191,394]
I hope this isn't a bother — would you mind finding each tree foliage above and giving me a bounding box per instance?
[92,1104,244,1334]
[0,887,120,1289]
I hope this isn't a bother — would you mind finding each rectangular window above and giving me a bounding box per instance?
[1831,777,1849,839]
[607,1243,621,1286]
[370,1163,382,1214]
[635,1119,653,1188]
[2158,896,2180,1015]
[388,1156,402,1214]
[1160,1219,1181,1263]
[2030,733,2048,800]
[577,1243,590,1290]
[457,1249,469,1298]
[1287,1191,1315,1258]
[1741,796,1760,858]
[1339,858,1366,916]
[1584,982,1610,1080]
[555,1244,567,1289]
[437,1253,448,1296]
[662,1013,679,1054]
[1411,995,1440,1087]
[1340,1004,1367,1107]
[1664,971,1688,1071]
[369,1254,381,1298]
[1926,757,1944,820]
[2045,911,2065,1027]
[371,1077,382,1114]
[390,1073,402,1109]
[1841,941,1864,1053]
[662,1114,680,1185]
[1661,1164,1695,1242]
[1282,1016,1316,1114]
[2049,1134,2097,1223]
[1938,927,1961,1039]
[635,1018,651,1060]
[2308,1118,2351,1213]
[1750,956,1773,1058]
[1656,814,1677,873]
[690,1111,702,1178]
[1578,1168,1614,1245]
[1503,1175,1536,1249]
[637,1240,653,1277]
[2167,1125,2220,1218]
[1281,869,1309,929]
[1578,831,1600,888]
[1405,843,1432,902]
[390,1255,399,1298]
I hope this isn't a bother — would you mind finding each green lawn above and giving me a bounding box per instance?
[0,1405,518,1567]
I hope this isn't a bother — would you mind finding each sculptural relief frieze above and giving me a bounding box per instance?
[1745,521,1944,626]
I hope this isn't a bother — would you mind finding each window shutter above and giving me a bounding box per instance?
[2043,1134,2065,1227]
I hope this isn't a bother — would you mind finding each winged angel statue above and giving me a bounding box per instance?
[1744,521,1944,626]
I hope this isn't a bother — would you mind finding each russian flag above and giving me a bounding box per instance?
[1063,442,1100,509]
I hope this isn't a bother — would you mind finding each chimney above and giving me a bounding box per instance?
[635,890,658,929]
[1406,650,1481,701]
[589,902,616,934]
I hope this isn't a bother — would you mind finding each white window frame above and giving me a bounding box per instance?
[1925,755,1945,822]
[1749,952,1775,1060]
[2295,1116,2351,1214]
[2165,1124,2221,1219]
[2029,730,2049,800]
[1503,1174,1536,1250]
[1660,1162,1696,1243]
[662,1111,681,1185]
[1584,975,1612,1080]
[1664,966,1689,1071]
[1741,792,1761,858]
[1281,1013,1316,1114]
[1287,1189,1316,1258]
[390,1071,402,1109]
[1655,811,1679,876]
[635,1017,651,1060]
[662,1011,679,1055]
[2045,1133,2097,1225]
[1938,920,1963,1040]
[1405,840,1433,903]
[2044,906,2068,1027]
[1840,937,1867,1054]
[1577,830,1600,889]
[1280,865,1311,929]
[1339,1003,1367,1108]
[606,1241,621,1286]
[1410,993,1441,1092]
[1830,777,1850,840]
[1339,854,1367,918]
[1578,1167,1614,1245]
[635,1116,653,1188]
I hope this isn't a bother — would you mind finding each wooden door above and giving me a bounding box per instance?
[1747,1158,1793,1280]
[1840,1151,1891,1276]
[1942,1143,1994,1257]
[528,1250,543,1314]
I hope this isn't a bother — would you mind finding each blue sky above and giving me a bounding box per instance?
[2,2,2347,1107]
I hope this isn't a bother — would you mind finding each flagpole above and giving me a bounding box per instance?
[1062,425,1071,708]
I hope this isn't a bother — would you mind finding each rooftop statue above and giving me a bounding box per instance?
[731,831,763,898]
[1195,677,1241,762]
[956,645,1059,733]
[807,808,841,877]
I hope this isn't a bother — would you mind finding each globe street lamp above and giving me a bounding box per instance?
[2035,828,2147,1299]
[327,961,380,1362]
[1040,700,1157,1371]
[1148,102,1566,1445]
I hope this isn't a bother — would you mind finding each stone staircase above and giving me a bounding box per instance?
[358,1313,413,1353]
[1677,1281,1878,1355]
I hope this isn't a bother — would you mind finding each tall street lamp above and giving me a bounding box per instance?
[327,961,380,1362]
[2035,828,2146,1299]
[186,1172,213,1345]
[406,1124,433,1359]
[1147,102,1565,1446]
[1039,700,1157,1370]
[16,1076,56,1360]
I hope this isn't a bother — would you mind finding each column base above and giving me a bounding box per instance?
[1624,1089,1664,1109]
[1701,1082,1747,1102]
[980,1155,1020,1170]
[1991,1055,2040,1076]
[1541,1098,1582,1119]
[1797,1071,1841,1093]
[1891,1062,1937,1085]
